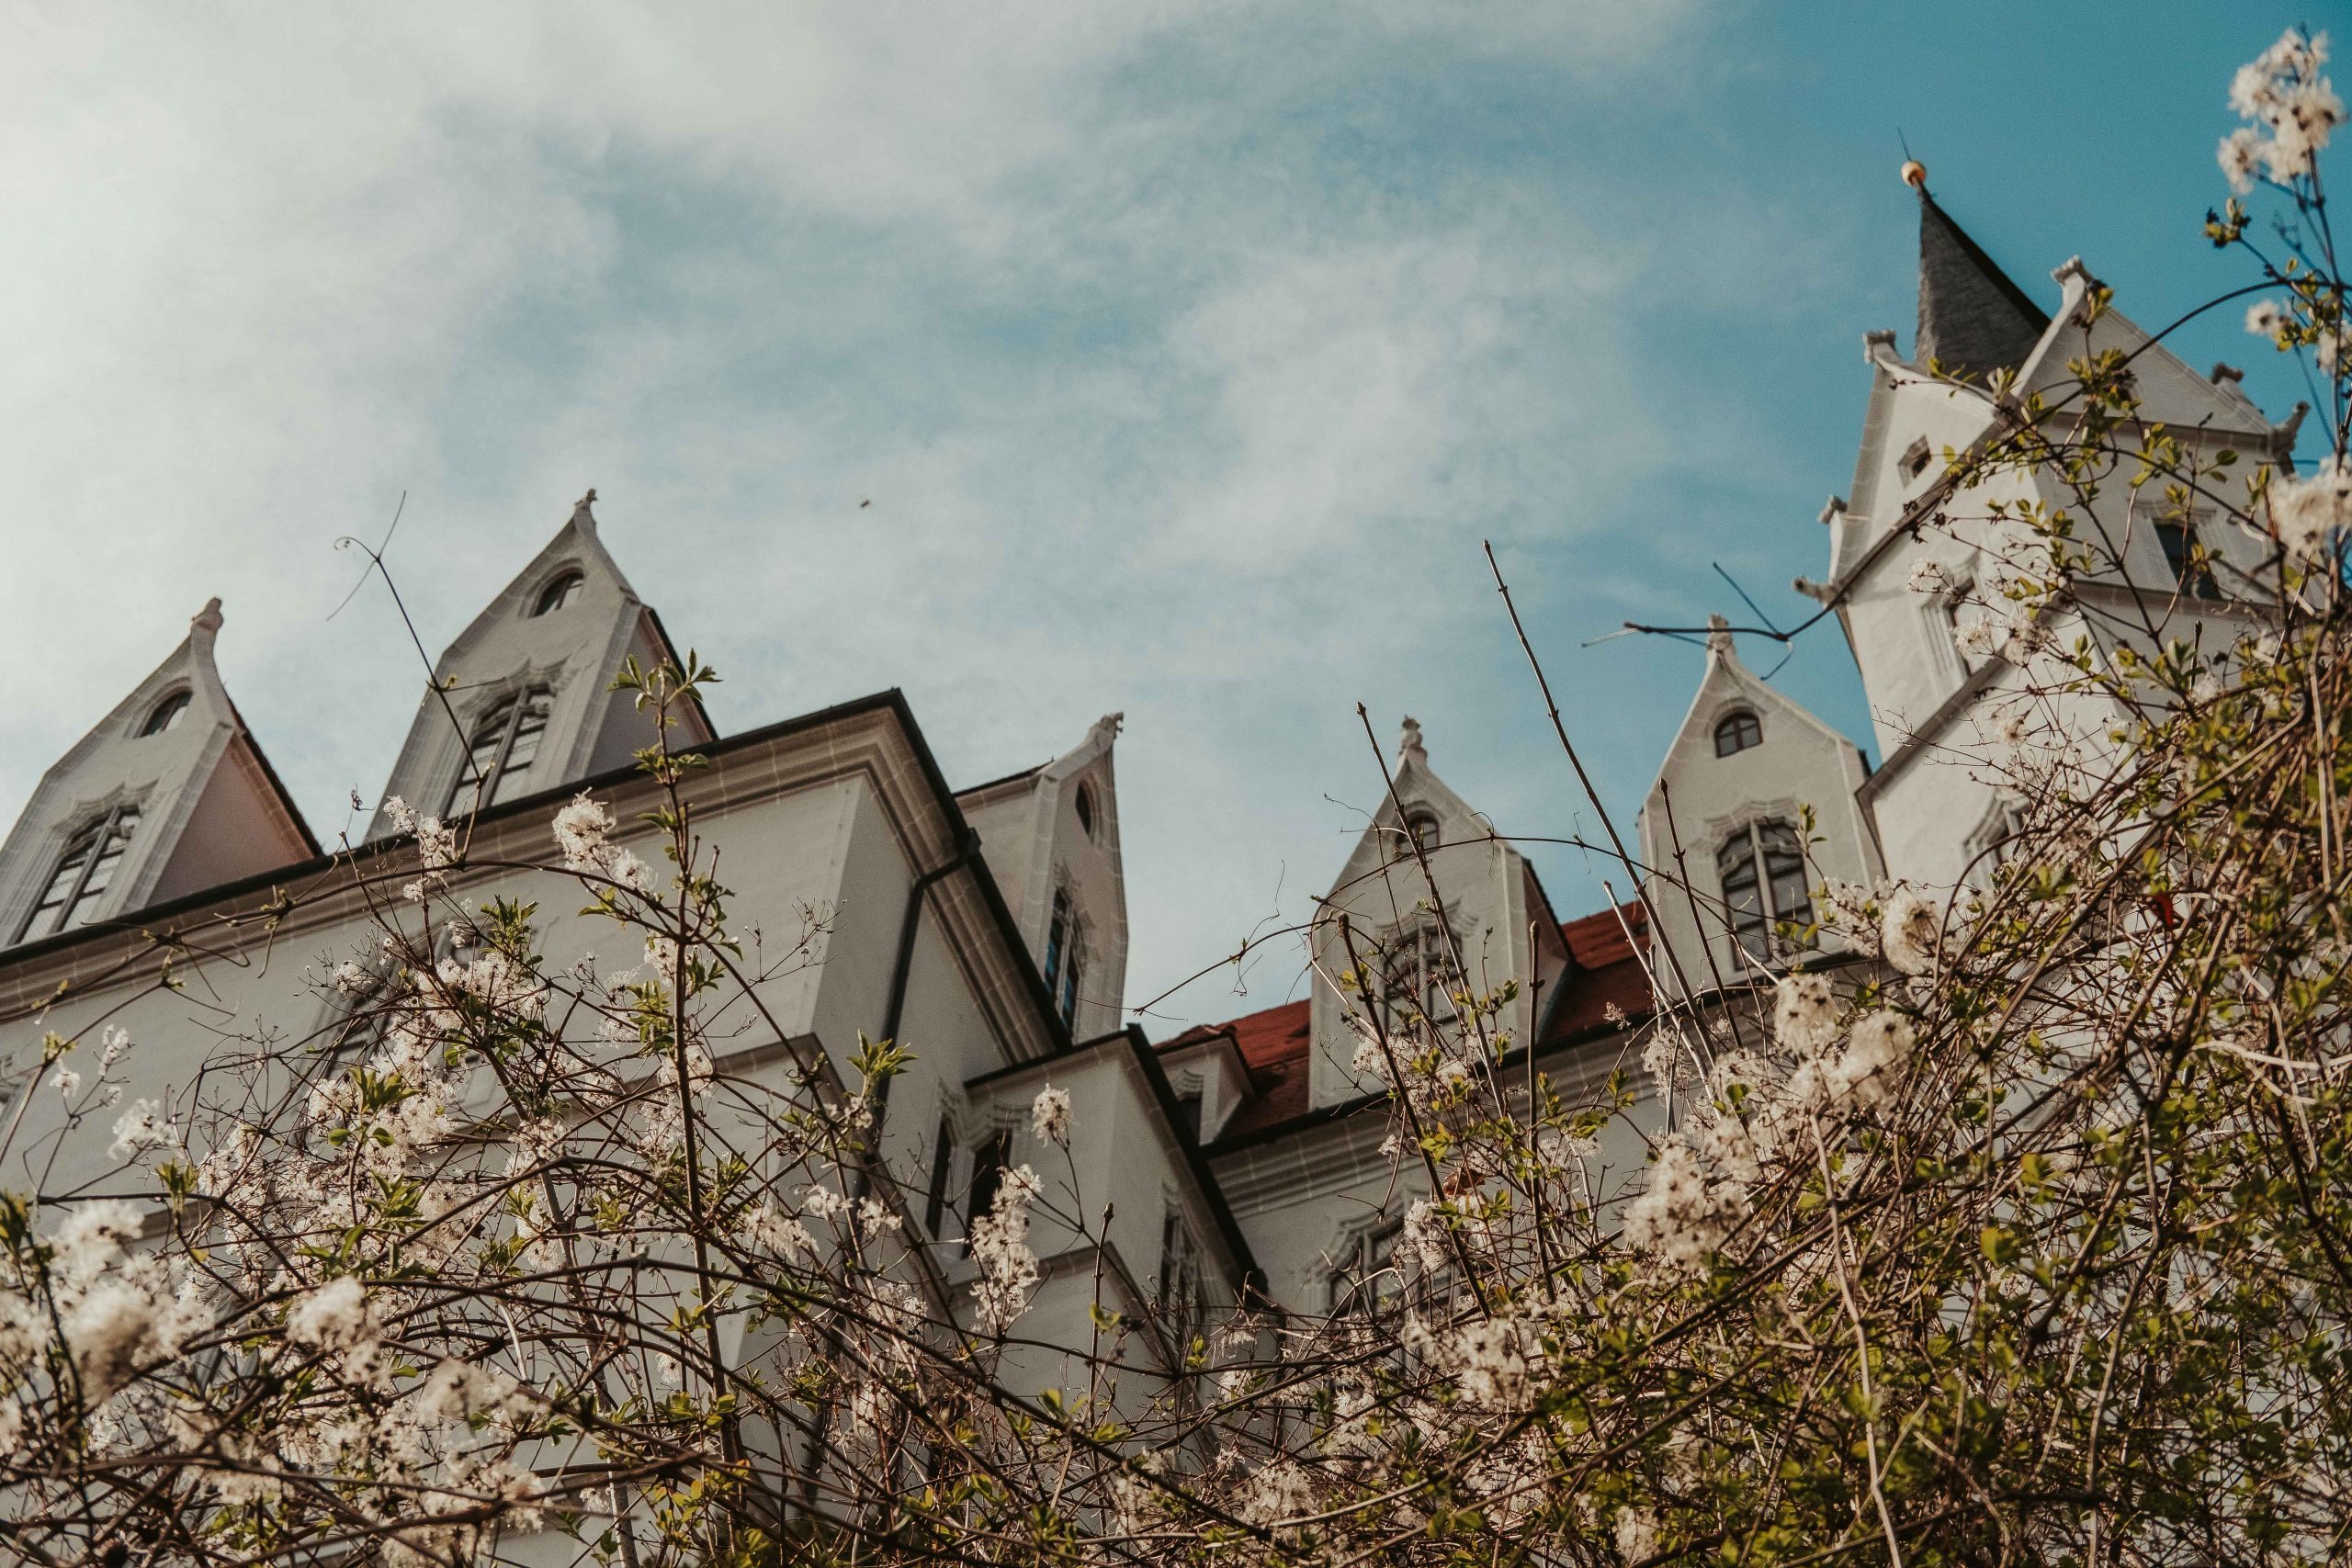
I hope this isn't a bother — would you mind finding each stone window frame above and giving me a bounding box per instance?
[8,784,152,946]
[435,664,568,818]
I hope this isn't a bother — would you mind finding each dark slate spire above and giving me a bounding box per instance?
[1915,187,2048,382]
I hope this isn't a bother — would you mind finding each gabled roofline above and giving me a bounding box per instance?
[0,690,1064,1072]
[964,1024,1264,1298]
[1199,1006,1649,1156]
[223,700,322,860]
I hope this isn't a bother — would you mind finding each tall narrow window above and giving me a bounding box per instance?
[1374,921,1454,1034]
[1074,782,1096,841]
[1044,889,1070,992]
[17,807,141,943]
[2155,514,2221,599]
[1058,947,1084,1033]
[964,1131,1011,1250]
[1717,819,1811,967]
[1159,1206,1204,1353]
[923,1118,956,1238]
[140,692,190,737]
[1329,1219,1406,1318]
[1713,711,1762,757]
[532,572,584,616]
[446,686,554,816]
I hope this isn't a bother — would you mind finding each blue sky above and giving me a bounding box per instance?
[1,3,2316,1027]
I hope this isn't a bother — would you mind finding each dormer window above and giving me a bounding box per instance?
[139,692,190,737]
[2155,513,2222,600]
[1900,437,1934,483]
[17,807,141,943]
[531,572,584,617]
[447,686,554,817]
[1404,811,1441,854]
[1713,711,1762,757]
[1717,819,1810,967]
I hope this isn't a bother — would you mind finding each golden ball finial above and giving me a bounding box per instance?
[1900,159,1928,190]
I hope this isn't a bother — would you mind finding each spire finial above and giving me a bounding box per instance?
[1706,613,1735,658]
[571,488,598,534]
[192,596,224,637]
[1398,716,1427,766]
[1900,158,1928,192]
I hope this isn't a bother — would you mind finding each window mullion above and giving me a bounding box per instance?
[470,700,526,811]
[61,807,119,927]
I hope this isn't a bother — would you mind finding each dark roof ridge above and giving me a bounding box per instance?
[1916,188,2050,382]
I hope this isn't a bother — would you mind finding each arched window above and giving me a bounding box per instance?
[139,692,191,737]
[532,571,584,617]
[17,807,141,943]
[1374,920,1455,1034]
[1405,811,1441,854]
[1717,820,1810,966]
[1713,710,1762,757]
[446,686,554,816]
[1044,889,1071,993]
[1074,782,1096,841]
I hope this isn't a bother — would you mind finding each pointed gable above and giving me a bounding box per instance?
[1635,620,1880,995]
[0,600,317,949]
[2016,258,2286,439]
[1303,718,1565,1109]
[956,713,1130,1041]
[368,491,714,838]
[1916,187,2050,383]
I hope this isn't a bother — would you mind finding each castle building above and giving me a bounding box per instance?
[0,180,2301,1383]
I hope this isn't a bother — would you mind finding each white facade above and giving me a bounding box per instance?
[0,182,2305,1440]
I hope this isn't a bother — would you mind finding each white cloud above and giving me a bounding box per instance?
[0,0,1832,1021]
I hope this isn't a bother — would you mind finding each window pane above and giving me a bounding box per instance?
[448,700,515,816]
[1059,951,1083,1031]
[534,573,583,615]
[1044,891,1069,990]
[141,694,190,736]
[1719,833,1767,962]
[65,811,138,931]
[21,827,100,942]
[491,689,552,804]
[1758,821,1806,918]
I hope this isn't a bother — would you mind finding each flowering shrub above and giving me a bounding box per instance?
[0,29,2345,1568]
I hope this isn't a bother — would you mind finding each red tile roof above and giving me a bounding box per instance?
[1161,900,1652,1146]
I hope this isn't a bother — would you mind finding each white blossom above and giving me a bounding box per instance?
[1905,558,1951,595]
[1622,1139,1734,1276]
[1879,887,1941,976]
[967,1164,1042,1334]
[552,792,616,868]
[2222,28,2342,186]
[2245,298,2288,338]
[2270,455,2352,563]
[50,1066,79,1100]
[738,1201,816,1260]
[1030,1083,1071,1145]
[2219,125,2264,192]
[1831,1010,1917,1111]
[107,1099,176,1163]
[1772,973,1839,1057]
[286,1276,379,1358]
[1451,1315,1530,1406]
